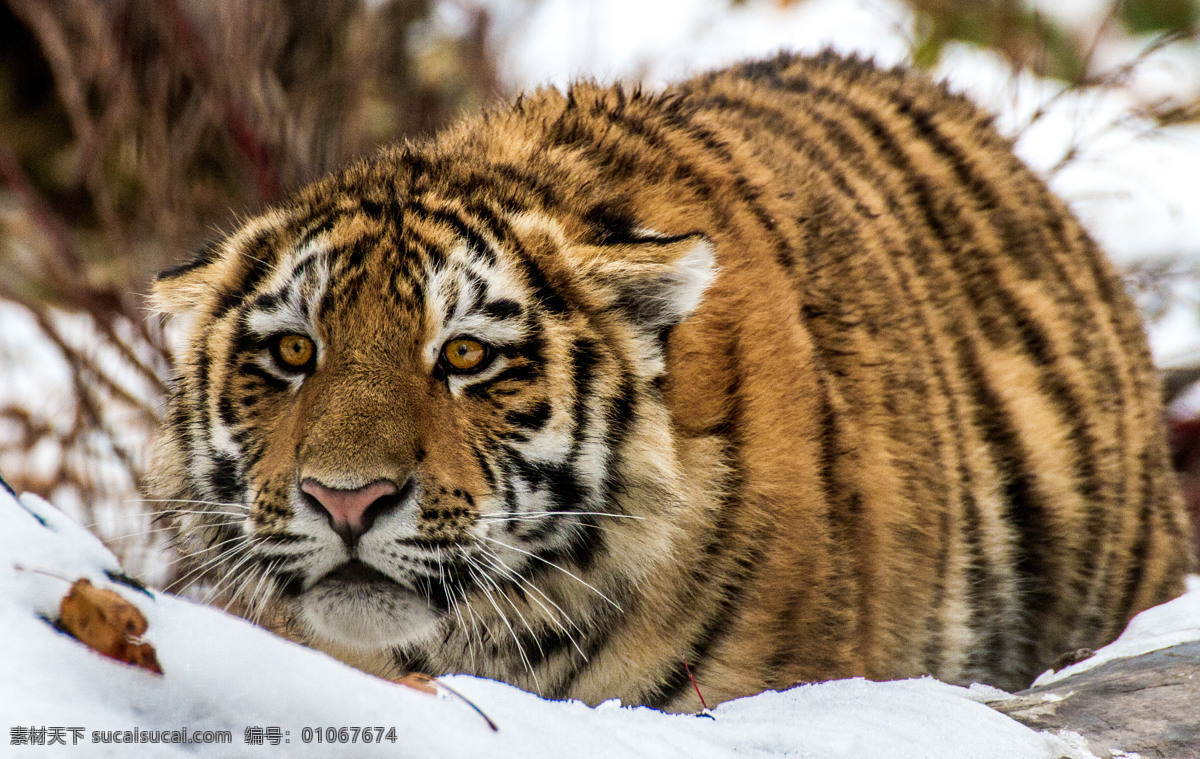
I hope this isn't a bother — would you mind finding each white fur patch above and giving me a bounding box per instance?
[665,237,717,320]
[298,580,442,650]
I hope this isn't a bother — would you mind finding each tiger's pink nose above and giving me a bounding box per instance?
[300,478,400,548]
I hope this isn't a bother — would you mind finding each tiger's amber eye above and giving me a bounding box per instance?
[276,334,315,369]
[442,337,488,372]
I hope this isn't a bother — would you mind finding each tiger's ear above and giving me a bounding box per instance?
[151,211,280,316]
[576,233,717,330]
[150,242,227,316]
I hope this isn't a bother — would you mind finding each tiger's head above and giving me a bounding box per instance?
[149,156,715,665]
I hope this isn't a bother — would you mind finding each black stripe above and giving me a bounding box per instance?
[789,76,1092,656]
[961,337,1047,637]
[294,211,344,252]
[602,371,637,461]
[357,198,387,221]
[775,78,1015,675]
[567,337,600,453]
[583,201,638,244]
[463,270,488,312]
[454,198,518,260]
[482,299,523,320]
[643,335,759,708]
[511,623,587,676]
[214,227,278,316]
[217,393,239,430]
[408,201,498,266]
[508,246,570,315]
[646,529,767,709]
[250,291,282,312]
[236,361,291,393]
[763,373,850,679]
[447,163,566,211]
[189,313,218,496]
[472,441,497,490]
[546,94,798,276]
[505,401,553,432]
[879,87,1110,490]
[208,454,242,504]
[1116,443,1156,623]
[841,79,1107,508]
[510,459,586,513]
[157,235,225,281]
[463,362,541,400]
[649,108,799,273]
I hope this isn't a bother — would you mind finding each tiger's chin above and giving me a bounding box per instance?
[295,562,442,650]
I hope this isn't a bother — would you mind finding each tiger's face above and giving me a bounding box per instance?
[150,189,713,658]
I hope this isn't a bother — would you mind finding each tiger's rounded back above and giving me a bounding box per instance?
[149,52,1192,710]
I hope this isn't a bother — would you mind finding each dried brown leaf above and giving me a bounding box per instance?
[58,578,163,675]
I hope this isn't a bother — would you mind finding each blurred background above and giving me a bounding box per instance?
[1,0,1198,594]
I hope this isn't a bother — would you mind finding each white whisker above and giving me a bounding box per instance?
[129,497,250,510]
[478,511,643,521]
[437,546,470,651]
[149,509,248,518]
[479,535,621,611]
[463,556,539,689]
[166,534,255,594]
[475,545,587,662]
[475,557,545,659]
[204,542,264,606]
[99,522,191,543]
[243,558,280,625]
[453,546,485,671]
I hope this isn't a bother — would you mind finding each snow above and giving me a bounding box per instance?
[0,482,1114,758]
[486,0,915,90]
[0,301,74,437]
[1144,275,1200,372]
[1022,0,1112,34]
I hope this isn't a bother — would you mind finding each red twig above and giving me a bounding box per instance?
[682,657,709,712]
[159,0,281,204]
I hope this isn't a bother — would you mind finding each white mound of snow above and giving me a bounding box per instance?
[0,482,1105,758]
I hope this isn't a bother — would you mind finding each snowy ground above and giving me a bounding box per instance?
[14,479,1200,758]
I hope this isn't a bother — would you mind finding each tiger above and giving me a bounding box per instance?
[148,51,1193,711]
